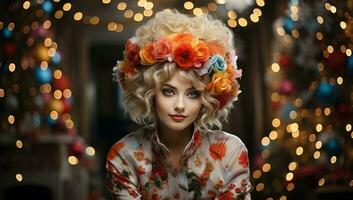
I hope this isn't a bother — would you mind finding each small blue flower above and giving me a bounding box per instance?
[197,54,227,76]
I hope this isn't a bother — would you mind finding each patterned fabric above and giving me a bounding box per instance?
[106,128,251,200]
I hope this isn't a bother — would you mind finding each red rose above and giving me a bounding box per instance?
[173,43,196,69]
[152,37,172,61]
[125,40,140,64]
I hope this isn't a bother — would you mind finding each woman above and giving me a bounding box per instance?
[107,9,251,199]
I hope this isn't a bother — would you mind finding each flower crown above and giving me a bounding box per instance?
[113,32,242,108]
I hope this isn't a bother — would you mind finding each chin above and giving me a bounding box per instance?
[165,122,193,132]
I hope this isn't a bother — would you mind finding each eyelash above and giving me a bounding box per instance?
[161,88,200,98]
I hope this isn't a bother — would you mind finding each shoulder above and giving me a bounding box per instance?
[107,128,147,161]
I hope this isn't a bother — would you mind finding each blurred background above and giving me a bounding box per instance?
[0,0,352,199]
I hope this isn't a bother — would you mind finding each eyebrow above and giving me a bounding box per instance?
[161,83,195,91]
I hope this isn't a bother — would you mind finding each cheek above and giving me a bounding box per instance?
[155,94,170,113]
[189,100,202,115]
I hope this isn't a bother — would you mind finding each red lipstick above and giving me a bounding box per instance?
[169,114,187,122]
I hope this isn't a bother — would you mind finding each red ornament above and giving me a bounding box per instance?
[54,76,70,90]
[69,140,85,158]
[4,42,17,57]
[326,50,346,69]
[278,53,292,69]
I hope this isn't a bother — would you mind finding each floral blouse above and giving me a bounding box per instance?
[106,128,251,200]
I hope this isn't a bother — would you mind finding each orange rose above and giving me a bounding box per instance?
[208,41,226,58]
[170,32,198,48]
[173,43,196,69]
[194,41,210,67]
[207,72,232,94]
[139,42,156,65]
[152,37,172,61]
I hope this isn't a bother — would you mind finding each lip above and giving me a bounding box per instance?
[169,114,187,122]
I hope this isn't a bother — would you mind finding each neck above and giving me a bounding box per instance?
[157,123,194,152]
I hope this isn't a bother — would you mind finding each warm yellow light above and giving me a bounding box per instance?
[330,6,337,13]
[253,8,262,16]
[134,13,143,22]
[324,107,331,116]
[23,1,31,9]
[238,18,248,27]
[316,32,323,40]
[74,12,83,21]
[0,89,4,98]
[256,183,264,191]
[184,1,194,10]
[350,180,353,187]
[144,2,153,10]
[86,146,96,156]
[48,48,56,57]
[346,49,352,56]
[316,124,323,132]
[8,63,16,72]
[55,10,64,19]
[116,23,124,32]
[317,16,324,24]
[296,147,303,156]
[324,3,331,10]
[53,70,62,79]
[315,141,322,149]
[309,134,316,142]
[44,38,52,47]
[143,9,153,17]
[50,111,59,120]
[40,84,52,94]
[272,118,281,128]
[314,151,320,159]
[102,0,111,4]
[286,172,294,181]
[327,45,334,53]
[250,14,259,23]
[291,131,299,138]
[291,13,298,21]
[54,90,62,99]
[261,137,270,146]
[287,183,294,191]
[124,10,134,18]
[336,77,343,85]
[117,2,127,10]
[262,163,271,172]
[208,3,218,11]
[228,10,237,19]
[271,93,280,102]
[271,63,280,72]
[288,162,297,171]
[216,0,226,4]
[65,119,74,129]
[290,5,298,14]
[63,89,72,98]
[137,0,146,7]
[289,111,297,119]
[269,131,278,140]
[330,156,337,164]
[8,115,15,124]
[16,174,23,182]
[193,8,203,16]
[253,170,262,179]
[90,16,100,25]
[279,196,287,200]
[16,140,23,149]
[318,178,325,186]
[346,124,352,132]
[256,0,265,7]
[227,19,237,28]
[63,3,72,11]
[68,156,79,165]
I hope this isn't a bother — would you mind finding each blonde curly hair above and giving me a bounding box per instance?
[117,9,240,131]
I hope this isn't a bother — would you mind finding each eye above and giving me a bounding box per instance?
[161,88,174,96]
[187,90,200,98]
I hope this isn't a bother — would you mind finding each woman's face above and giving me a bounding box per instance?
[155,71,202,132]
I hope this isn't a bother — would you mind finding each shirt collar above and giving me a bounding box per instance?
[151,126,203,158]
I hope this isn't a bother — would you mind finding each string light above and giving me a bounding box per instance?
[16,174,23,182]
[86,146,96,156]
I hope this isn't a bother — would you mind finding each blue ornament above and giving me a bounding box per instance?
[2,27,12,38]
[315,82,339,105]
[52,52,61,64]
[347,56,353,77]
[324,137,342,157]
[42,1,53,13]
[35,67,52,84]
[283,17,295,33]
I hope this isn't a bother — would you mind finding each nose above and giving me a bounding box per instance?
[174,95,185,113]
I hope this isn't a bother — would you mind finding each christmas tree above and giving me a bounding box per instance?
[252,0,353,199]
